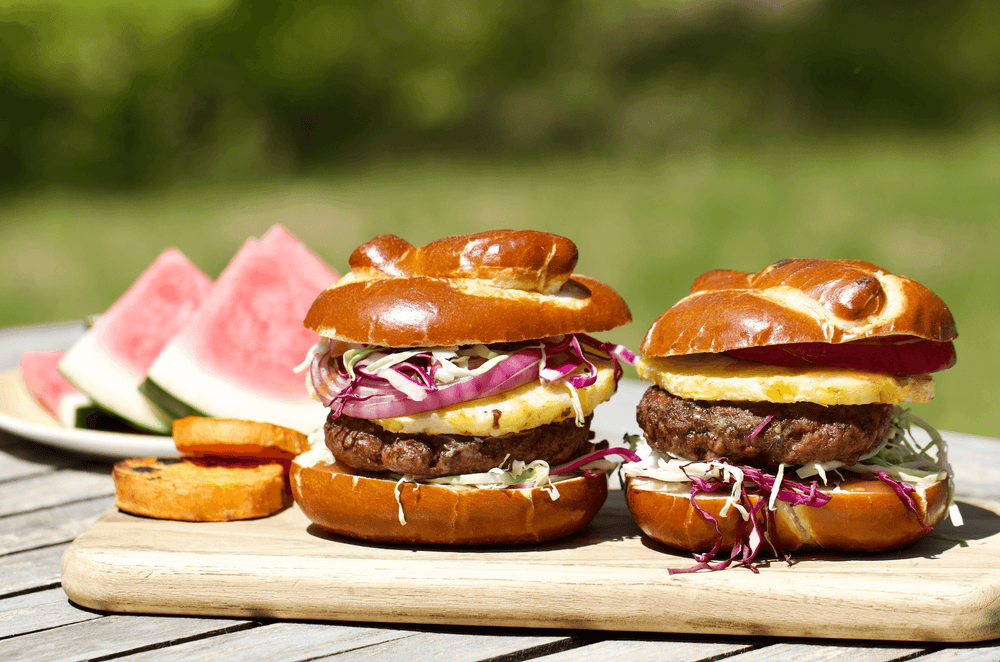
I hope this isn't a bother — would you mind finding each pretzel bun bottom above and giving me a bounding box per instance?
[625,475,950,554]
[291,455,608,546]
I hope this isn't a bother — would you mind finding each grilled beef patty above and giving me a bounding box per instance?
[636,386,894,470]
[325,413,595,477]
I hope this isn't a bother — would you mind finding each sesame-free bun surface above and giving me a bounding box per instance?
[304,231,631,346]
[641,259,957,358]
[625,474,950,553]
[290,451,608,546]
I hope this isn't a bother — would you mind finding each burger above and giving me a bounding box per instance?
[621,258,959,572]
[290,230,634,545]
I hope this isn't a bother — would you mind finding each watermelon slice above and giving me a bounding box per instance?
[58,248,214,433]
[142,225,338,434]
[21,350,96,427]
[19,350,136,430]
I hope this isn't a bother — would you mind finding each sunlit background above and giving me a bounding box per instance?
[2,0,998,436]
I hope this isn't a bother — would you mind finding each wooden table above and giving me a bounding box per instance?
[4,322,1000,661]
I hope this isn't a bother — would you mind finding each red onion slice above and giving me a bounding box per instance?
[337,348,543,419]
[306,333,633,421]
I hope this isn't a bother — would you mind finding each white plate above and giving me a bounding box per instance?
[0,367,180,459]
[0,321,181,459]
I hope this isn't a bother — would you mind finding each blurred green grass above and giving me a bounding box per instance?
[2,131,997,437]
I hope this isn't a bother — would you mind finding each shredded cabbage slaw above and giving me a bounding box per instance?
[384,445,642,523]
[298,333,636,423]
[621,407,960,573]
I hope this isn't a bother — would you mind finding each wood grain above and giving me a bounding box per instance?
[107,623,418,662]
[0,587,102,639]
[1,613,256,662]
[534,639,757,661]
[0,495,114,555]
[717,642,925,662]
[60,492,1000,643]
[0,467,113,517]
[4,544,66,597]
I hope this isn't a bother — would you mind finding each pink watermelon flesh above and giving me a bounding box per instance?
[19,350,136,430]
[190,227,334,396]
[21,351,80,422]
[97,248,214,375]
[143,225,338,431]
[58,247,213,432]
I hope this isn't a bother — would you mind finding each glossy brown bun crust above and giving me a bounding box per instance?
[304,231,631,346]
[625,474,950,553]
[290,455,608,546]
[641,258,957,357]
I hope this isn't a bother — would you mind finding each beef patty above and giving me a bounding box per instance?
[325,413,595,477]
[636,386,894,470]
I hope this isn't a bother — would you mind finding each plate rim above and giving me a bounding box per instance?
[0,320,180,459]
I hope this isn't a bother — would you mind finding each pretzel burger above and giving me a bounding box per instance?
[292,230,634,545]
[622,259,959,571]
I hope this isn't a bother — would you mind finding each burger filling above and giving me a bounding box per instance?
[299,333,638,487]
[326,413,594,477]
[624,355,959,573]
[636,386,894,470]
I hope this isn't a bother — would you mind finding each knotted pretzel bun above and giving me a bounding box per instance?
[625,474,950,554]
[636,259,956,405]
[641,258,957,358]
[304,230,631,347]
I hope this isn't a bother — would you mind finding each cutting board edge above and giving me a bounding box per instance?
[60,516,1000,643]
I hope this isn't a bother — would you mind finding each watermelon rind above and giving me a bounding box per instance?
[20,350,136,431]
[138,377,209,420]
[143,338,327,433]
[59,392,95,428]
[58,331,174,433]
[57,248,213,434]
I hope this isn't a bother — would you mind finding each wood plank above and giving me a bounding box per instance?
[0,586,102,639]
[1,544,66,597]
[0,467,114,517]
[916,645,1000,661]
[59,493,1000,643]
[107,623,418,661]
[1,613,256,662]
[299,630,574,662]
[0,433,76,482]
[0,495,114,555]
[522,638,757,661]
[721,641,926,661]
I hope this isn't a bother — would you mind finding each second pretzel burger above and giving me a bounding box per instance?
[292,230,634,545]
[622,258,959,571]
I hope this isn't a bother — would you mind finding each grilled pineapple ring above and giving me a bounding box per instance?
[636,354,933,406]
[374,358,618,436]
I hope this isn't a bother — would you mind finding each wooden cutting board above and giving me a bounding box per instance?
[62,491,1000,642]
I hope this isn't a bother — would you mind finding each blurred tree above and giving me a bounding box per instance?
[1,0,998,190]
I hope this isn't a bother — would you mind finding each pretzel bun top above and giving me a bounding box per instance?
[641,258,957,357]
[304,230,631,346]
